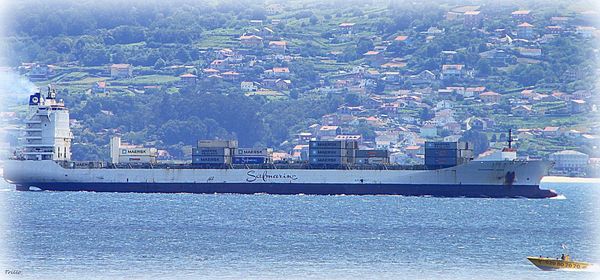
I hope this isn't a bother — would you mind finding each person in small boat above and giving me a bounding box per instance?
[561,254,565,261]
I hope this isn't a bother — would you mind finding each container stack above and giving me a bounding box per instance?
[308,140,357,166]
[424,141,473,169]
[355,149,390,165]
[232,148,273,164]
[192,140,238,165]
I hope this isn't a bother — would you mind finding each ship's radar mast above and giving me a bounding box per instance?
[500,129,517,160]
[47,84,56,99]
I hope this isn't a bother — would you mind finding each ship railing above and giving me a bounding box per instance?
[61,161,431,171]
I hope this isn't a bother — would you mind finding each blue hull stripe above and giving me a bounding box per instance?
[17,182,557,198]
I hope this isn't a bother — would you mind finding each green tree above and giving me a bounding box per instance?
[356,37,374,56]
[419,107,434,121]
[340,46,358,62]
[175,48,191,63]
[344,93,360,106]
[476,59,491,76]
[49,37,73,54]
[373,80,385,94]
[81,48,110,66]
[110,25,146,44]
[290,61,319,86]
[356,123,376,140]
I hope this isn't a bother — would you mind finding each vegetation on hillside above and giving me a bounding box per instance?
[3,0,598,160]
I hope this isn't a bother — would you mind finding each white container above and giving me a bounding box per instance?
[197,140,238,148]
[119,147,157,156]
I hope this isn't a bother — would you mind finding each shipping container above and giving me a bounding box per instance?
[425,141,458,150]
[310,148,355,157]
[118,155,157,164]
[424,141,470,150]
[309,140,358,149]
[368,157,390,164]
[197,140,238,148]
[425,149,459,158]
[119,147,157,156]
[73,161,104,168]
[355,157,390,164]
[309,156,353,164]
[344,141,359,149]
[192,147,231,156]
[310,140,343,149]
[232,156,268,164]
[355,149,389,158]
[233,148,273,156]
[192,156,232,164]
[355,158,368,164]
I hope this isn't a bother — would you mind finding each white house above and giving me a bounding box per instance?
[241,81,259,92]
[420,123,438,138]
[549,150,589,170]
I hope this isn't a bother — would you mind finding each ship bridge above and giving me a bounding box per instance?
[23,86,72,161]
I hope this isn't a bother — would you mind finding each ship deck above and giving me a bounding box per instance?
[58,161,434,171]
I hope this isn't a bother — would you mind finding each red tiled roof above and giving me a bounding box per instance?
[394,35,408,41]
[518,22,534,27]
[240,35,263,40]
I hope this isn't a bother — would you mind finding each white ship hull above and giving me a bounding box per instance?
[3,159,557,198]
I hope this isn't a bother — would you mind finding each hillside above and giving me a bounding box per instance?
[2,0,599,175]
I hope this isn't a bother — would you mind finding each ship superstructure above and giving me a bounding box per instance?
[23,86,72,161]
[3,90,558,198]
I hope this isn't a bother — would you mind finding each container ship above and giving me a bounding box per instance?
[3,88,558,198]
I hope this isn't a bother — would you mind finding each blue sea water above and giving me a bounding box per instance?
[0,180,599,280]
